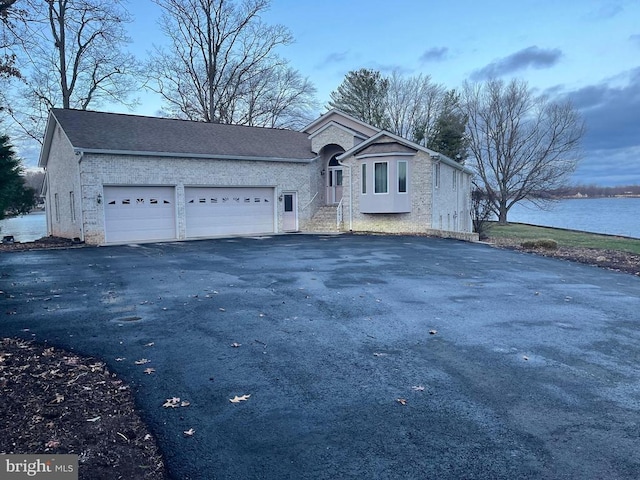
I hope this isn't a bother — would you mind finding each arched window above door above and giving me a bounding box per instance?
[328,154,341,167]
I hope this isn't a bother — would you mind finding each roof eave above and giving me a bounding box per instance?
[76,148,318,164]
[38,111,58,168]
[338,130,474,174]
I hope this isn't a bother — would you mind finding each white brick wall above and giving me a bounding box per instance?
[311,126,358,154]
[44,125,83,240]
[79,154,315,244]
[431,162,472,234]
[44,113,476,244]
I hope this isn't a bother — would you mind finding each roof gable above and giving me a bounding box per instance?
[303,109,379,138]
[45,109,315,162]
[339,130,474,173]
[355,141,417,157]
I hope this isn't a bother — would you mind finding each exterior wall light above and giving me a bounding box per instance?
[97,194,102,204]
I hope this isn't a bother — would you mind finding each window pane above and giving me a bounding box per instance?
[398,161,407,193]
[374,162,388,193]
[336,170,343,186]
[362,164,367,194]
[284,194,293,212]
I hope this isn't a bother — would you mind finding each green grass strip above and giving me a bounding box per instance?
[487,222,640,255]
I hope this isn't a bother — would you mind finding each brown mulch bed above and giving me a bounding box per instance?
[0,338,169,480]
[0,236,81,252]
[489,237,640,276]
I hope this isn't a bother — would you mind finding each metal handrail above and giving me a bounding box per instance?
[301,192,318,210]
[336,198,344,228]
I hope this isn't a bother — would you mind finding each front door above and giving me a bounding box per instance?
[282,192,297,232]
[327,168,343,204]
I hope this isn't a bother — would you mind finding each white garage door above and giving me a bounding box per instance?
[104,186,176,243]
[185,187,274,238]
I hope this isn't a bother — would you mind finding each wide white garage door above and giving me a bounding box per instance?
[185,187,274,238]
[104,186,176,243]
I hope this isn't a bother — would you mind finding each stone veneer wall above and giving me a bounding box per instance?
[342,148,434,233]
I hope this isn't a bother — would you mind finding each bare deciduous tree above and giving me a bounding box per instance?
[148,0,316,127]
[4,0,139,141]
[385,71,444,143]
[460,78,584,224]
[0,0,21,80]
[328,69,468,160]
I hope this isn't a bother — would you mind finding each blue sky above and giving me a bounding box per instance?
[89,1,640,185]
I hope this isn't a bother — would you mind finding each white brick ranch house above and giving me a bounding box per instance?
[38,108,476,245]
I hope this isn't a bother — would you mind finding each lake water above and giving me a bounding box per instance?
[507,197,640,239]
[0,211,47,242]
[1,198,639,241]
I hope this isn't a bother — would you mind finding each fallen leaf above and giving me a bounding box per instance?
[229,394,251,403]
[183,428,195,437]
[143,368,156,375]
[135,358,150,365]
[45,439,60,448]
[144,434,152,441]
[163,398,180,408]
[86,416,101,422]
[429,330,438,335]
[144,342,155,347]
[115,357,125,361]
[53,393,64,404]
[412,385,425,391]
[180,401,190,407]
[219,307,226,312]
[396,398,407,405]
[373,352,387,357]
[523,356,529,361]
[231,342,241,348]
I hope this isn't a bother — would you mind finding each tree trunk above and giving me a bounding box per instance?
[497,201,508,224]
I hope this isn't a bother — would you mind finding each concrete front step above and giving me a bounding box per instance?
[307,206,342,232]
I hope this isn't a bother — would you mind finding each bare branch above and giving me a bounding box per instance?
[460,78,585,224]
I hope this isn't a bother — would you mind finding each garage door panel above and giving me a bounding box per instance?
[104,186,176,243]
[185,187,274,238]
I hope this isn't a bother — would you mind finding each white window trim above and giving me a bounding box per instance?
[374,161,389,194]
[361,163,367,195]
[435,163,441,188]
[397,160,408,194]
[453,170,457,190]
[70,191,76,223]
[54,193,60,222]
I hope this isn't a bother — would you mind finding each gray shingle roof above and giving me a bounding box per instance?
[356,141,417,156]
[51,109,315,160]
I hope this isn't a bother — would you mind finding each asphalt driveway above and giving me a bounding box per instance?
[2,234,639,479]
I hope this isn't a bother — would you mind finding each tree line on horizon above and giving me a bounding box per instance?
[542,184,640,198]
[1,0,586,226]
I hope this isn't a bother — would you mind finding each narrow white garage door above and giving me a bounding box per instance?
[104,186,176,243]
[185,187,274,238]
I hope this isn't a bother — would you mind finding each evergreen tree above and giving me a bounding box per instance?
[427,90,469,161]
[0,134,35,219]
[328,69,389,128]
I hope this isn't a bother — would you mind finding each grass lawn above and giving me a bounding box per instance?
[486,222,640,255]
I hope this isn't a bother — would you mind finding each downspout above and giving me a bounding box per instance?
[338,160,353,231]
[76,149,85,242]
